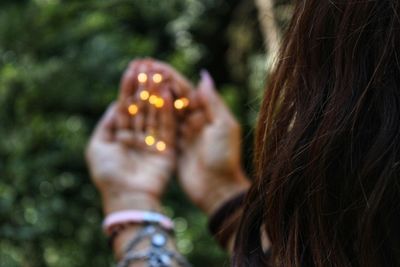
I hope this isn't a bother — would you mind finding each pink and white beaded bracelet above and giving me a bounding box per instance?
[102,210,174,236]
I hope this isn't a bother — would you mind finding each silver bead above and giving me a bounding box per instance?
[152,233,167,247]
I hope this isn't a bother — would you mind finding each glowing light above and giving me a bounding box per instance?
[149,95,158,105]
[181,97,190,107]
[145,135,155,146]
[138,73,148,83]
[174,97,190,110]
[174,99,184,110]
[156,141,166,152]
[140,90,150,101]
[154,97,164,108]
[128,104,138,115]
[152,73,163,83]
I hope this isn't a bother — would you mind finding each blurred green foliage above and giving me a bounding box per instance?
[0,0,269,266]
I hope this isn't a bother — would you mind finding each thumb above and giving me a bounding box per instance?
[197,70,225,120]
[93,102,117,141]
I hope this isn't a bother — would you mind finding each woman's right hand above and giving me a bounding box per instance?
[177,71,251,216]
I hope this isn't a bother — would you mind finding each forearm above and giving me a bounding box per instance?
[104,192,162,260]
[206,171,251,255]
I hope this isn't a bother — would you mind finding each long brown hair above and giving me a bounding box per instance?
[234,0,400,266]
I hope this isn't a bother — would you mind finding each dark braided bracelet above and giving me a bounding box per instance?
[208,191,247,248]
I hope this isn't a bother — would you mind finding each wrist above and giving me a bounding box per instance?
[202,169,250,216]
[113,223,178,261]
[101,190,162,215]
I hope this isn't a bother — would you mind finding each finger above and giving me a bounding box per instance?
[131,81,150,133]
[118,65,138,102]
[175,89,205,121]
[158,89,176,147]
[131,95,146,133]
[144,71,162,134]
[186,90,201,111]
[186,110,208,133]
[125,95,140,120]
[117,62,142,129]
[127,88,145,131]
[133,107,145,133]
[119,59,150,103]
[116,103,131,129]
[177,138,187,153]
[169,76,189,99]
[197,70,228,121]
[134,67,162,133]
[148,60,194,97]
[120,59,151,106]
[145,99,157,134]
[172,82,192,118]
[177,110,207,147]
[179,123,193,140]
[177,121,197,152]
[93,102,117,141]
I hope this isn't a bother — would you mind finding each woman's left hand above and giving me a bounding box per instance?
[85,66,177,214]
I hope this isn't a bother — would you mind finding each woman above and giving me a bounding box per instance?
[86,0,400,266]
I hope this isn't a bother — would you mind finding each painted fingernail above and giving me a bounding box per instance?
[200,69,214,89]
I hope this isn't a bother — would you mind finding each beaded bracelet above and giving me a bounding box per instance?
[103,210,175,248]
[103,210,175,235]
[117,224,192,267]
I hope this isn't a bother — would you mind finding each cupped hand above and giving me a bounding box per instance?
[123,61,251,216]
[85,63,177,214]
[177,71,251,215]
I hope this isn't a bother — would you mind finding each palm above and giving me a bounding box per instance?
[178,119,241,206]
[89,139,175,198]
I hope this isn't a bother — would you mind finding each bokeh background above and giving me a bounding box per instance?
[0,0,292,266]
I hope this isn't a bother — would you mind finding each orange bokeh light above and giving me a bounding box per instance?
[154,97,164,108]
[174,97,189,110]
[145,135,155,146]
[156,141,166,152]
[140,90,150,101]
[128,104,138,115]
[152,73,163,83]
[138,73,148,83]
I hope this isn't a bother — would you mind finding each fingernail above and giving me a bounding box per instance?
[200,69,214,89]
